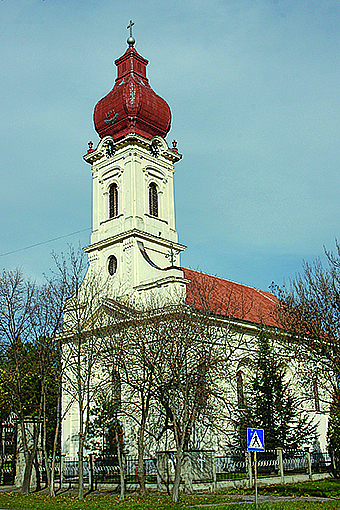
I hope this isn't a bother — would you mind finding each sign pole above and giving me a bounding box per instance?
[247,428,264,509]
[254,450,258,508]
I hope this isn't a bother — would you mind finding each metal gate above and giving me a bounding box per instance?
[0,421,17,485]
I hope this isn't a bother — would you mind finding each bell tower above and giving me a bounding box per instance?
[83,25,187,301]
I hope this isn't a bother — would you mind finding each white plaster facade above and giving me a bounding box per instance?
[83,134,188,303]
[60,39,330,461]
[61,131,190,457]
[61,125,330,458]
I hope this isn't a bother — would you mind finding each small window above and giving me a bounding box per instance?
[108,255,117,276]
[149,182,158,217]
[109,184,118,218]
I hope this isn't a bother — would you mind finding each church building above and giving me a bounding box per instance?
[82,26,276,316]
[61,25,327,459]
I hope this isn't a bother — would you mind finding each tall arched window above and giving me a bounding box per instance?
[109,183,118,218]
[149,182,158,217]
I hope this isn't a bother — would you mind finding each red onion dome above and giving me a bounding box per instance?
[94,43,171,140]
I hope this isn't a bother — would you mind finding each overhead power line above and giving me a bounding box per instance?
[0,228,91,257]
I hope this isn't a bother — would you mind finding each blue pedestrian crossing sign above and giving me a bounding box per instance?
[247,428,265,451]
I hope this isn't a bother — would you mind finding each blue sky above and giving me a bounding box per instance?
[0,0,339,291]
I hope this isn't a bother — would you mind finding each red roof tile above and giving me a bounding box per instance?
[182,268,278,327]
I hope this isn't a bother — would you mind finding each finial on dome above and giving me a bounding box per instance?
[127,20,135,46]
[171,140,178,153]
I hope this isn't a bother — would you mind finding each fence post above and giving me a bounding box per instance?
[276,448,284,484]
[156,453,162,491]
[305,448,312,481]
[331,450,337,475]
[88,453,94,492]
[246,451,253,487]
[60,454,66,486]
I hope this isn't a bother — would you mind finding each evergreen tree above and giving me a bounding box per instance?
[234,329,316,450]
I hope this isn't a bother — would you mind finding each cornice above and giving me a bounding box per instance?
[84,228,186,253]
[83,133,182,165]
[134,274,190,292]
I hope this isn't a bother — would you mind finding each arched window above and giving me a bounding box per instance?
[108,255,117,276]
[109,183,118,218]
[149,182,158,217]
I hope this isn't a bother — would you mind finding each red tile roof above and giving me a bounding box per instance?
[182,268,278,328]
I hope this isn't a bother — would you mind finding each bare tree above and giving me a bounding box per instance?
[104,302,167,496]
[103,327,126,501]
[102,277,254,503]
[37,275,70,497]
[0,269,63,494]
[57,248,113,500]
[147,305,234,502]
[272,243,340,405]
[76,268,268,502]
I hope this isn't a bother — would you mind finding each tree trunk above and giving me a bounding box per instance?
[78,406,84,500]
[42,393,51,492]
[43,454,51,491]
[49,454,56,497]
[115,422,125,501]
[172,447,182,503]
[33,455,41,491]
[20,421,40,495]
[78,437,84,500]
[49,385,61,497]
[21,460,33,494]
[137,421,146,495]
[49,421,59,497]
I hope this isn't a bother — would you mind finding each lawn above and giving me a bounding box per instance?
[240,478,340,498]
[0,479,339,510]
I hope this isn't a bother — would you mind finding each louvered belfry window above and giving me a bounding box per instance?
[109,183,118,218]
[149,182,158,217]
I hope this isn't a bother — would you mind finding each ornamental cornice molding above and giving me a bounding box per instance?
[134,274,190,292]
[84,228,186,253]
[83,133,182,165]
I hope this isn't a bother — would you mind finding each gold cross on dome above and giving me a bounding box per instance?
[127,20,135,38]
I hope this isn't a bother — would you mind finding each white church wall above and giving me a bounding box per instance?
[61,35,332,469]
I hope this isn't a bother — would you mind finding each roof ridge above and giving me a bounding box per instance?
[253,287,278,304]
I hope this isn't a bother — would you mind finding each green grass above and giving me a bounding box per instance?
[0,479,339,510]
[237,478,340,498]
[216,472,246,480]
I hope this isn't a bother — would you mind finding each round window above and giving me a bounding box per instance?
[108,255,117,276]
